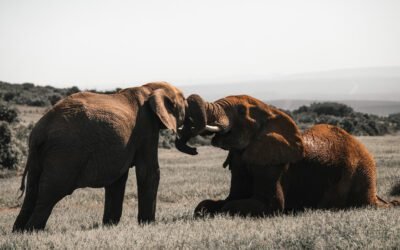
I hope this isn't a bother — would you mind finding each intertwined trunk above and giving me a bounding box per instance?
[175,95,229,155]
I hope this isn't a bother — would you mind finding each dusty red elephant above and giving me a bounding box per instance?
[175,94,400,217]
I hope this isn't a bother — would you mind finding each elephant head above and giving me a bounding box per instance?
[176,94,304,165]
[144,82,187,133]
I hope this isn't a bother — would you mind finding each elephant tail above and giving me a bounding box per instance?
[376,195,400,207]
[18,140,42,198]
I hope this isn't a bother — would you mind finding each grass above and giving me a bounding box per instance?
[0,137,399,249]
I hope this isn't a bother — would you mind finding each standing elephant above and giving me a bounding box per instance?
[13,82,186,232]
[176,94,399,217]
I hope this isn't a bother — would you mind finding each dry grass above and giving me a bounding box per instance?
[15,105,48,126]
[0,137,399,249]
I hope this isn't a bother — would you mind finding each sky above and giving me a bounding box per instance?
[1,0,400,90]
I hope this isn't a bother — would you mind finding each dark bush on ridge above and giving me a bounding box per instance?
[291,102,397,136]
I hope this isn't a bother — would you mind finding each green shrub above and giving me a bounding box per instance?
[66,86,81,96]
[3,92,17,102]
[309,102,354,117]
[48,94,63,105]
[0,103,18,123]
[291,102,397,136]
[388,113,400,129]
[0,122,20,169]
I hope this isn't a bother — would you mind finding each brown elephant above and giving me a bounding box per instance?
[176,94,399,217]
[13,82,186,232]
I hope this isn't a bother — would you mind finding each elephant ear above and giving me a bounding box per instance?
[149,89,177,133]
[242,108,304,166]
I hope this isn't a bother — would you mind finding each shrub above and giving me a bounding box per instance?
[309,102,353,117]
[22,83,35,90]
[3,92,17,102]
[48,94,63,106]
[0,122,20,169]
[0,103,18,123]
[388,113,400,129]
[66,86,81,96]
[291,102,397,136]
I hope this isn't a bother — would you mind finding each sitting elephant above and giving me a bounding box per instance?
[13,82,186,232]
[176,94,399,217]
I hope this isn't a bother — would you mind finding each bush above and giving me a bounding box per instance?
[291,102,397,136]
[66,86,81,96]
[309,102,353,117]
[388,113,400,130]
[26,98,48,107]
[0,103,18,123]
[3,92,17,102]
[0,122,20,169]
[48,94,63,106]
[22,83,35,90]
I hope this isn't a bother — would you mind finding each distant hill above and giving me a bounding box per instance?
[180,67,400,102]
[268,100,400,116]
[179,66,400,116]
[2,66,400,115]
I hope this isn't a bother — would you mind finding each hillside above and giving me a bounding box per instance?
[269,100,400,116]
[179,67,400,115]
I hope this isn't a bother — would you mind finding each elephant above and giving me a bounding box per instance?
[13,82,186,232]
[175,94,400,217]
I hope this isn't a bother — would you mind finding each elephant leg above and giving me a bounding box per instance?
[318,170,352,209]
[226,151,252,201]
[346,167,378,208]
[12,171,40,232]
[22,155,81,231]
[220,199,267,217]
[103,171,129,225]
[251,164,287,214]
[135,165,159,224]
[193,152,252,218]
[134,139,160,224]
[23,185,67,231]
[194,199,227,218]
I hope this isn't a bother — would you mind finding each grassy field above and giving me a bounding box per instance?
[15,105,48,126]
[0,137,399,249]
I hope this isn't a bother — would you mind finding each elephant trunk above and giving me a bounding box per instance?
[175,94,207,155]
[175,95,231,155]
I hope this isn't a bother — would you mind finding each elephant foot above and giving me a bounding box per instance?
[138,215,156,225]
[194,199,226,218]
[102,218,121,226]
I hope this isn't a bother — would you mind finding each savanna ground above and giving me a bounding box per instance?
[0,135,399,249]
[0,107,400,248]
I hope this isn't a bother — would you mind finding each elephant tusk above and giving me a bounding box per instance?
[205,125,222,132]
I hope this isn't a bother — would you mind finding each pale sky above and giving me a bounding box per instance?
[1,0,400,90]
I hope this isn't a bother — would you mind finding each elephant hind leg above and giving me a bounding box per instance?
[318,169,354,209]
[103,171,129,225]
[12,171,40,232]
[23,183,69,231]
[347,167,378,208]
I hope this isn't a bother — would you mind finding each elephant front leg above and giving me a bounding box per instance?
[251,163,287,215]
[194,151,252,218]
[135,159,160,224]
[103,171,129,225]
